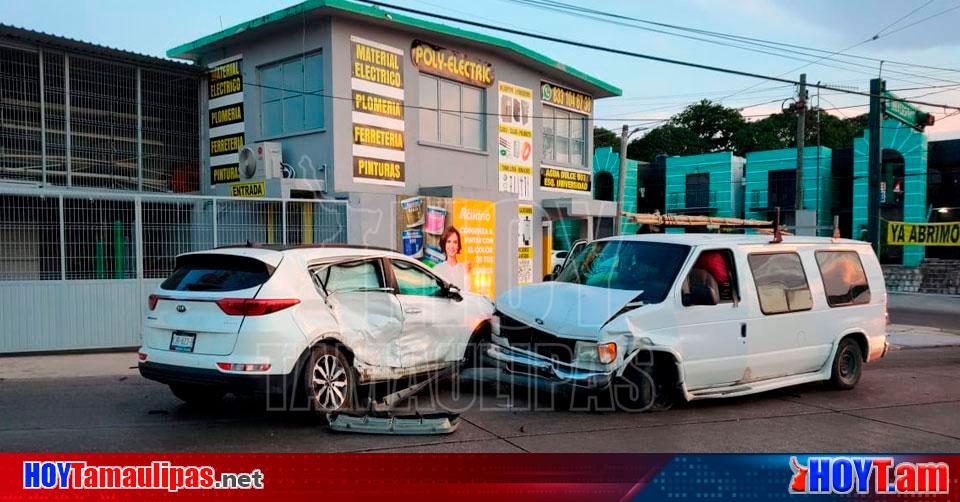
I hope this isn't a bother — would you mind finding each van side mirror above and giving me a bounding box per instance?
[685,284,719,306]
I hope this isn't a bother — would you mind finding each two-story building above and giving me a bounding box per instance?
[168,0,621,296]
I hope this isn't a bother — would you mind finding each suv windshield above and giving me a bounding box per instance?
[554,241,689,301]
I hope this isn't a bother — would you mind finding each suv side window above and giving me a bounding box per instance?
[392,260,443,297]
[682,249,739,306]
[317,259,384,293]
[815,251,871,307]
[748,252,813,315]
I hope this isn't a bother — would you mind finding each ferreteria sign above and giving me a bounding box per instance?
[540,81,592,115]
[410,40,495,87]
[887,221,960,246]
[351,36,406,187]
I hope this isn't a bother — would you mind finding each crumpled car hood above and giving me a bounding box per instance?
[495,281,642,340]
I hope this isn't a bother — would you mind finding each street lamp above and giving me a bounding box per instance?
[614,124,650,235]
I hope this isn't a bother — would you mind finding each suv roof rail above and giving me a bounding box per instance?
[214,242,398,253]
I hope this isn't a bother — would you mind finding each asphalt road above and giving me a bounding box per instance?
[1,346,959,453]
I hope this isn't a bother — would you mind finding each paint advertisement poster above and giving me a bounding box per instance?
[517,204,534,285]
[497,81,534,200]
[451,199,496,299]
[396,196,496,299]
[351,36,406,186]
[207,55,245,185]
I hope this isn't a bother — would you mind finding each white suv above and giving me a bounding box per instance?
[489,234,889,411]
[138,244,494,412]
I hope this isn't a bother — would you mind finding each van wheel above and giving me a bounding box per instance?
[169,384,226,406]
[829,338,863,390]
[305,344,357,414]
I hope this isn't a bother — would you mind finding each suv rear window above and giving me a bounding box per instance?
[815,251,871,307]
[161,254,273,292]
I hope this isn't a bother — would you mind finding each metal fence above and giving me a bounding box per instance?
[0,187,348,352]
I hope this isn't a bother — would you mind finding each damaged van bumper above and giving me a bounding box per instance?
[466,342,613,393]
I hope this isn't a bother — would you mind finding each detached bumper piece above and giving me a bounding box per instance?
[327,411,460,435]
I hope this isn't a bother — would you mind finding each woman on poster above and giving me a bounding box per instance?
[433,226,472,293]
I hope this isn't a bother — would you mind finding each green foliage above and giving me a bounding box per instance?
[621,100,869,163]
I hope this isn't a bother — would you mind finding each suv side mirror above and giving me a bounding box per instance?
[446,284,463,301]
[686,284,719,306]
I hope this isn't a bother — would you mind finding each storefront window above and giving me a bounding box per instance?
[260,52,323,137]
[419,74,484,150]
[542,105,586,167]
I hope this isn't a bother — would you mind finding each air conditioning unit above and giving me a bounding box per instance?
[237,142,282,181]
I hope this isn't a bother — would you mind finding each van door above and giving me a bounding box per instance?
[674,248,749,390]
[743,250,823,380]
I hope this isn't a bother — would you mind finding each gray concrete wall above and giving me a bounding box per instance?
[194,13,605,295]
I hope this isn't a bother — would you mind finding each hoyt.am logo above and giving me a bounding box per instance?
[789,456,949,495]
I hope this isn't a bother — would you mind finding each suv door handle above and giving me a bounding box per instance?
[404,307,423,314]
[741,323,747,338]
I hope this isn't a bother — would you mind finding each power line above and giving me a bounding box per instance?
[873,0,933,37]
[506,0,960,76]
[510,0,960,89]
[359,0,960,111]
[877,2,960,38]
[509,0,960,89]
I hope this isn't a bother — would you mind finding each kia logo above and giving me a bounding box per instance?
[176,305,186,313]
[535,318,544,325]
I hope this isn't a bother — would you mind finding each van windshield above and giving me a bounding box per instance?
[554,241,689,301]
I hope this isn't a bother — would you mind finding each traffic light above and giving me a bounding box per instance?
[915,111,935,131]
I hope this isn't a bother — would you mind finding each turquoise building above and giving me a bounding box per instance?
[744,146,833,235]
[664,152,744,232]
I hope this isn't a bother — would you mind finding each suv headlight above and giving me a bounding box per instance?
[575,341,617,364]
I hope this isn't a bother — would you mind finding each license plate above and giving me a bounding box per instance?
[169,331,196,353]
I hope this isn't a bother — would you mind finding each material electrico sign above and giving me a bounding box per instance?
[540,81,593,115]
[207,55,245,185]
[887,221,960,246]
[351,36,406,187]
[410,40,495,87]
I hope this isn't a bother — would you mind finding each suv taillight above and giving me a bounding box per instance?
[148,294,160,311]
[215,298,300,316]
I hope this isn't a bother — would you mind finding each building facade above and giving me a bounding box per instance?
[168,0,620,295]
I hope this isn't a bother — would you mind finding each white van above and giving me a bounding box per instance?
[488,234,889,410]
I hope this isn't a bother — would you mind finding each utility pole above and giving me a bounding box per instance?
[795,73,807,212]
[867,78,885,250]
[614,124,629,235]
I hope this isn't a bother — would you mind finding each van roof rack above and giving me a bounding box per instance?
[624,210,791,239]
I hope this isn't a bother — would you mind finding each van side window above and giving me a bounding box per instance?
[748,253,813,315]
[815,251,871,307]
[682,249,738,306]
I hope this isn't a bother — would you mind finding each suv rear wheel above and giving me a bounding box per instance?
[305,344,357,413]
[829,338,863,390]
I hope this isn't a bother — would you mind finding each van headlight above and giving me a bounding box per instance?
[575,341,617,364]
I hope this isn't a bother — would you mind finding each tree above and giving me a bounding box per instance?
[670,100,747,152]
[593,126,620,151]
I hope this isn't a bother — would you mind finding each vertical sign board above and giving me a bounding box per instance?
[452,199,496,299]
[207,55,245,185]
[498,82,534,200]
[517,204,534,284]
[351,36,406,187]
[539,81,593,195]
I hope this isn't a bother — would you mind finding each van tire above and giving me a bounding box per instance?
[169,384,226,406]
[304,344,358,415]
[829,338,863,390]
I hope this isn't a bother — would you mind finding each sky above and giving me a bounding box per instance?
[3,0,960,140]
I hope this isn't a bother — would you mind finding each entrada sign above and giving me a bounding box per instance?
[411,40,494,87]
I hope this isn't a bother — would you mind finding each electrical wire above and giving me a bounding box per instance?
[357,0,960,112]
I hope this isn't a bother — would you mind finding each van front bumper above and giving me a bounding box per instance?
[474,342,613,392]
